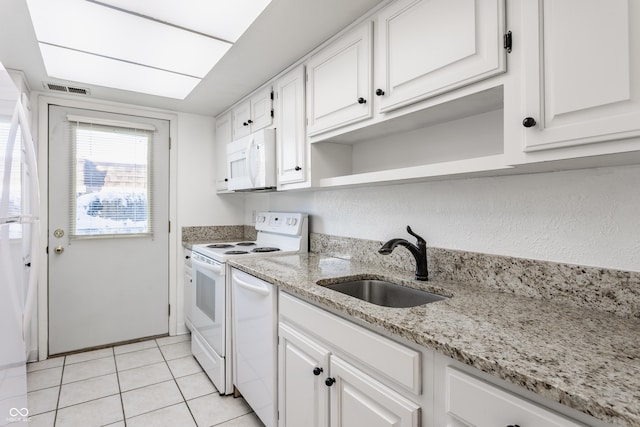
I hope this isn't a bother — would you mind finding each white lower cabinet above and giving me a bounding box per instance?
[278,323,330,427]
[443,368,584,427]
[329,355,420,427]
[183,248,192,331]
[278,292,423,427]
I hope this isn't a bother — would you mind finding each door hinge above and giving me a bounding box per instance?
[504,31,512,53]
[168,304,171,316]
[270,91,274,101]
[46,246,48,254]
[270,109,274,118]
[169,137,172,150]
[168,221,171,233]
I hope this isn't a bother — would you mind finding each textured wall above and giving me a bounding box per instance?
[177,113,244,227]
[245,164,640,272]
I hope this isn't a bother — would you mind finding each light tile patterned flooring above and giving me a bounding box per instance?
[26,334,264,427]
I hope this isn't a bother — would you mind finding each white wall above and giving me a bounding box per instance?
[245,164,640,272]
[176,113,244,227]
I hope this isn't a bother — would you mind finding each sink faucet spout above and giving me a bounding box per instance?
[378,226,428,281]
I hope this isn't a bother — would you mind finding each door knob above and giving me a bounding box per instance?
[522,117,537,128]
[313,367,323,376]
[54,246,64,254]
[325,377,335,386]
[375,89,385,96]
[294,166,302,171]
[357,97,366,104]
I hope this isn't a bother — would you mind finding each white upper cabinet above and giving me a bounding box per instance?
[521,0,640,152]
[232,86,273,140]
[375,0,506,113]
[215,111,232,192]
[306,21,373,136]
[276,65,307,186]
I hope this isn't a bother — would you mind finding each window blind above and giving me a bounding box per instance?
[69,119,154,239]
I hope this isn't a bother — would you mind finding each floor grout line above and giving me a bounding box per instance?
[26,335,259,427]
[156,337,200,427]
[113,346,127,427]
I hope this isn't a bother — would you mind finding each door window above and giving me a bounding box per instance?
[69,121,154,238]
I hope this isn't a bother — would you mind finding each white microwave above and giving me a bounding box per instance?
[227,129,276,191]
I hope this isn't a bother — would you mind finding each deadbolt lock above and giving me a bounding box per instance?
[54,229,64,238]
[54,246,64,254]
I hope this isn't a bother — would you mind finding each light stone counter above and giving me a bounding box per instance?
[228,253,640,427]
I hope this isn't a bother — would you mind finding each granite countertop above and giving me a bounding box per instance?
[228,253,640,427]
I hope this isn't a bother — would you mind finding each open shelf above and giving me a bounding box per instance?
[310,87,509,188]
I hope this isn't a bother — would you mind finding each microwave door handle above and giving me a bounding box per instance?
[247,136,258,186]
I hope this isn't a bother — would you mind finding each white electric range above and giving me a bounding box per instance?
[189,212,308,394]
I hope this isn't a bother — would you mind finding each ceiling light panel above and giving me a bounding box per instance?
[92,0,272,42]
[26,0,231,78]
[39,43,201,99]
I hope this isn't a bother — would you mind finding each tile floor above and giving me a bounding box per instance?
[26,334,264,427]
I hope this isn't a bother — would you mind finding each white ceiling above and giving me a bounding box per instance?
[0,0,383,116]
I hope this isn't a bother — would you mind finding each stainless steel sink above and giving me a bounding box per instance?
[320,279,448,308]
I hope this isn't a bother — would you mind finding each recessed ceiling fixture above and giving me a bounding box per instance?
[25,0,271,99]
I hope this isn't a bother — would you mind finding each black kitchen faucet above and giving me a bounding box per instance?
[378,226,428,281]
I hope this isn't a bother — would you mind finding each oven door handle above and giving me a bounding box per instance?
[233,275,271,296]
[191,257,224,275]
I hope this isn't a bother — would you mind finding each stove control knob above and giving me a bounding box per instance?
[290,218,297,226]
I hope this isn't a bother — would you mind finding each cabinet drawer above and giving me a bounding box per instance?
[446,368,584,427]
[279,292,421,394]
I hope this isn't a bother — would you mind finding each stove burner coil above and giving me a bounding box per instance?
[207,244,234,249]
[236,242,257,246]
[252,247,281,253]
[225,250,249,255]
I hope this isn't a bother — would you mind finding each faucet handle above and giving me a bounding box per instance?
[406,226,426,246]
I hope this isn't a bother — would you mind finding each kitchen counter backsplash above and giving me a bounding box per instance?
[182,225,245,244]
[310,232,640,319]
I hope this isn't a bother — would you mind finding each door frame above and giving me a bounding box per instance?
[36,94,178,360]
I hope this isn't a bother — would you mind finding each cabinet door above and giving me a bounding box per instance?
[306,21,373,136]
[376,0,506,113]
[278,323,330,427]
[250,86,274,132]
[183,250,192,330]
[329,355,420,427]
[232,100,251,140]
[215,112,232,191]
[522,0,640,151]
[445,368,584,427]
[276,66,306,185]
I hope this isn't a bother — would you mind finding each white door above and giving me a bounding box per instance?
[306,20,373,136]
[276,65,306,186]
[215,111,232,192]
[521,0,640,151]
[278,323,330,427]
[48,105,170,355]
[249,86,274,132]
[232,100,251,140]
[329,355,420,427]
[375,0,506,113]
